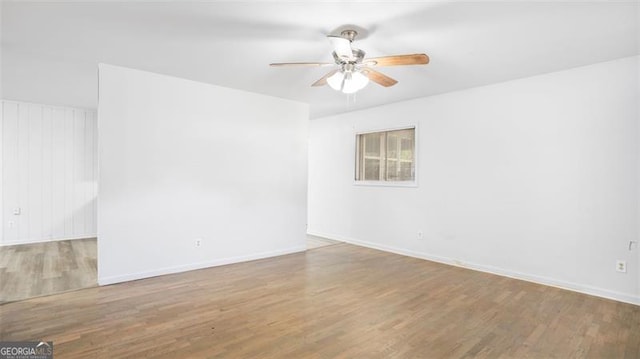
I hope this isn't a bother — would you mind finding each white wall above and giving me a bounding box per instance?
[637,56,640,300]
[2,100,98,245]
[0,1,3,101]
[1,0,4,241]
[97,64,308,285]
[309,56,640,304]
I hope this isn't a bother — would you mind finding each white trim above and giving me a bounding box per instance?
[1,98,96,113]
[0,234,96,247]
[354,124,417,135]
[307,230,640,306]
[98,245,307,286]
[354,181,418,188]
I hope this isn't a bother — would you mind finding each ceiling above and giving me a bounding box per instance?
[1,1,638,119]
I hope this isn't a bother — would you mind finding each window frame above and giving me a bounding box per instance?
[354,125,418,188]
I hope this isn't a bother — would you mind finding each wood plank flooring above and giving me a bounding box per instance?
[1,243,639,358]
[306,234,341,249]
[0,238,97,303]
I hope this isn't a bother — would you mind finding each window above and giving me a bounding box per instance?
[355,127,415,183]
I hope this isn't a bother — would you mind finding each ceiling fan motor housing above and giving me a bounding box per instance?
[333,48,366,65]
[340,29,358,42]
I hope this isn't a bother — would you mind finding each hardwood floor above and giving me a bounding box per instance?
[1,243,638,358]
[0,238,97,303]
[306,234,341,249]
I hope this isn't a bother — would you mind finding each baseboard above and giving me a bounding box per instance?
[308,230,640,306]
[0,235,97,247]
[98,245,307,286]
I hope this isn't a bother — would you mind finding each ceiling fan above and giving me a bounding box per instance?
[270,29,429,94]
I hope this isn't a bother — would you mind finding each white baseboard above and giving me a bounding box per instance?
[0,235,97,247]
[308,230,640,306]
[98,245,307,286]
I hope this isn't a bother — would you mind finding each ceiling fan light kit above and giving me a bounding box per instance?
[270,29,429,94]
[327,63,370,94]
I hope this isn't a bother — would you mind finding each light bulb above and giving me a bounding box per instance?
[341,71,369,94]
[327,71,345,91]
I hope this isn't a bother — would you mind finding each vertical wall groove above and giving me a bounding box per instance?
[1,100,98,245]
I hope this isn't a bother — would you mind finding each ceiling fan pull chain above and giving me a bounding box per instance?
[345,92,357,107]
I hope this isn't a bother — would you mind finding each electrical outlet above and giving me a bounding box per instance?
[195,238,202,247]
[417,231,424,240]
[616,260,626,273]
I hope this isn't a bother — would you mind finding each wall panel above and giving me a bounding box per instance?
[17,104,29,240]
[2,101,19,242]
[51,108,66,238]
[72,110,86,236]
[308,56,639,305]
[1,100,97,245]
[42,107,53,240]
[27,104,43,241]
[97,64,308,285]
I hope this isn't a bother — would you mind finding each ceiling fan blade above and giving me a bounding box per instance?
[361,68,398,87]
[363,54,429,67]
[328,35,354,61]
[270,62,334,67]
[311,69,339,87]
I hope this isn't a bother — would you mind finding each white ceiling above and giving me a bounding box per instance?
[1,1,638,118]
